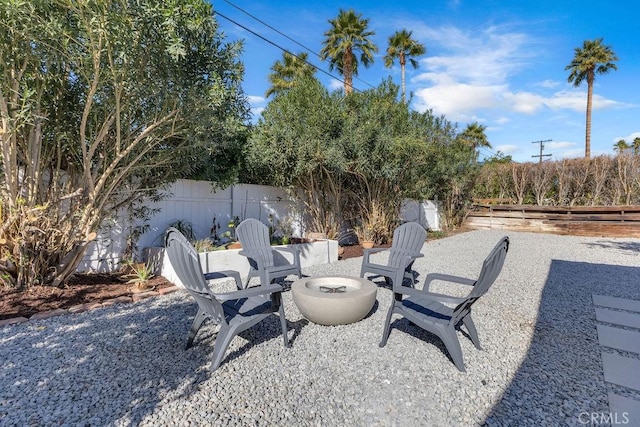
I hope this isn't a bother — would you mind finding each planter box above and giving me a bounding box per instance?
[144,240,339,288]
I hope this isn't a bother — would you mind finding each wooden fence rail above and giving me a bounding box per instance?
[466,204,640,238]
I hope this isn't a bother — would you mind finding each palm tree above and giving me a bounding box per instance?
[614,139,629,155]
[266,52,316,98]
[320,9,378,95]
[459,122,491,148]
[383,29,426,103]
[633,137,640,156]
[457,122,491,162]
[565,38,618,159]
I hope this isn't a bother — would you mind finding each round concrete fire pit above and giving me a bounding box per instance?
[291,276,377,326]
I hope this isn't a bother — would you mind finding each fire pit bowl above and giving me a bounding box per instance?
[291,276,377,325]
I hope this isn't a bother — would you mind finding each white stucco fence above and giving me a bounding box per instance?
[77,179,440,273]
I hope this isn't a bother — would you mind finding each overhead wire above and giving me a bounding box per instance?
[220,0,379,91]
[214,10,367,94]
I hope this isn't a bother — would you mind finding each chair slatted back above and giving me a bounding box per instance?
[236,219,275,268]
[451,236,509,324]
[165,228,210,294]
[165,228,226,323]
[387,222,427,268]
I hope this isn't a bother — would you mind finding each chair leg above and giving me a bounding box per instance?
[278,301,290,348]
[440,327,466,372]
[186,308,207,349]
[211,324,238,371]
[379,304,395,347]
[462,315,482,350]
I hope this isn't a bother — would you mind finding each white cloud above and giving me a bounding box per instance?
[502,91,546,114]
[613,131,640,142]
[328,79,343,91]
[412,74,504,120]
[409,24,623,121]
[410,25,534,120]
[246,95,267,121]
[498,89,621,115]
[251,107,265,117]
[538,79,561,88]
[543,90,586,111]
[419,27,530,86]
[547,141,578,150]
[247,95,266,105]
[554,149,584,159]
[495,144,519,154]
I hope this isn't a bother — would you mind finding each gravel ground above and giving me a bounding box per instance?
[1,230,639,426]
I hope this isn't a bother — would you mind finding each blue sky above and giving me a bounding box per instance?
[212,0,640,162]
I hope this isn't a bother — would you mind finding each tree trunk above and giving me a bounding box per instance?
[344,46,353,95]
[400,52,406,103]
[585,74,594,159]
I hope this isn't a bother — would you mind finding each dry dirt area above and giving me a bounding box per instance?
[0,245,372,321]
[0,274,174,321]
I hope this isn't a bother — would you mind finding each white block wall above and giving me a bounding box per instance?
[78,179,440,273]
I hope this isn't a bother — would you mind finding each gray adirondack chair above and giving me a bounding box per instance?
[164,228,289,371]
[236,218,302,287]
[360,222,427,289]
[379,236,509,372]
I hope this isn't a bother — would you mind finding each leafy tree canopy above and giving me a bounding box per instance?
[0,0,248,287]
[245,76,474,236]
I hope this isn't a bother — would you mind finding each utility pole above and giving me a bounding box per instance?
[531,139,552,164]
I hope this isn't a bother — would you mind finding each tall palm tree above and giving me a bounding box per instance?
[266,52,316,98]
[614,139,629,155]
[565,38,618,159]
[384,29,426,103]
[320,9,378,95]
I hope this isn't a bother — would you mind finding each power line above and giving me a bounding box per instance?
[222,0,316,59]
[220,0,377,90]
[214,10,365,94]
[531,139,552,164]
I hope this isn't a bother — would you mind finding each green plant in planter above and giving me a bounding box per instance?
[193,239,217,252]
[268,214,295,245]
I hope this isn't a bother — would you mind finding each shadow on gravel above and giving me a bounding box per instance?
[0,298,289,425]
[584,240,640,255]
[483,260,640,424]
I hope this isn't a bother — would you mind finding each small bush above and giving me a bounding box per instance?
[124,262,155,287]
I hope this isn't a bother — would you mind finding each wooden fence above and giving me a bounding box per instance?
[466,204,640,238]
